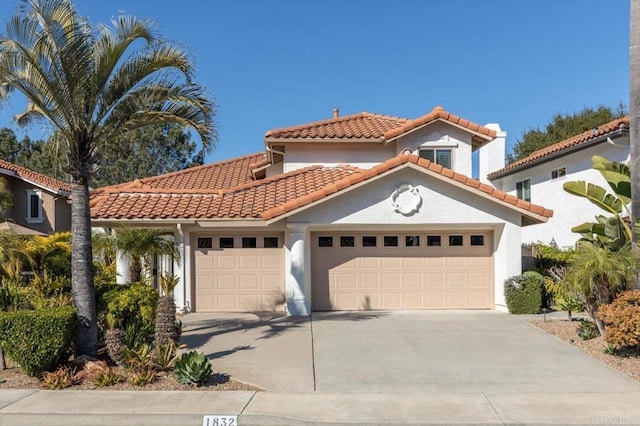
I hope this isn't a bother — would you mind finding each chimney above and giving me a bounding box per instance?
[333,108,339,119]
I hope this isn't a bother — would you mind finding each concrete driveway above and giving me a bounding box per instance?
[180,310,640,394]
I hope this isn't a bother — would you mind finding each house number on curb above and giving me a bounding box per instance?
[203,415,237,426]
[390,184,422,215]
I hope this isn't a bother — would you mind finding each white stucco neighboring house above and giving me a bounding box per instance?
[488,116,630,248]
[90,106,552,315]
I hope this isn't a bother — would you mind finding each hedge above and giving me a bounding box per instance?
[0,306,77,376]
[504,271,544,314]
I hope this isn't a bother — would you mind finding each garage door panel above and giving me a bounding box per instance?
[239,275,258,290]
[312,231,493,311]
[381,292,401,309]
[195,241,284,313]
[261,275,282,291]
[382,258,402,269]
[360,257,379,268]
[360,274,380,288]
[403,273,423,288]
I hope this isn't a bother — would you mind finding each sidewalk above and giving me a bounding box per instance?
[2,389,640,425]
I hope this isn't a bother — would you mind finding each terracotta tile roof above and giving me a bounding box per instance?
[90,165,360,220]
[0,159,72,194]
[91,153,552,223]
[92,152,266,196]
[260,154,552,221]
[488,116,630,179]
[264,107,496,142]
[265,112,408,139]
[383,106,497,140]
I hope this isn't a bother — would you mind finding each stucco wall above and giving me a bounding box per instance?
[394,122,474,176]
[281,121,478,176]
[289,166,523,311]
[282,143,395,173]
[491,138,630,248]
[1,174,62,234]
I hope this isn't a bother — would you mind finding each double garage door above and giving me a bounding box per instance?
[193,231,493,312]
[311,231,493,311]
[194,234,284,312]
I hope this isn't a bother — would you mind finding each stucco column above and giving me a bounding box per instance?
[285,223,310,315]
[115,249,130,284]
[172,225,189,313]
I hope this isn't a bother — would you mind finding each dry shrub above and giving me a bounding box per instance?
[598,290,640,349]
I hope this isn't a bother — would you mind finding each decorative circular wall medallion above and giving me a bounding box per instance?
[390,184,422,216]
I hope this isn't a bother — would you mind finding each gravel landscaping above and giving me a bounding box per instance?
[0,366,263,391]
[531,319,640,381]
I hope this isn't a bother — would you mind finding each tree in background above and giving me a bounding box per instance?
[0,123,205,187]
[508,104,627,163]
[0,176,12,217]
[0,0,215,356]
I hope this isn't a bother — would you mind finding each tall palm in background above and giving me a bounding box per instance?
[0,0,215,356]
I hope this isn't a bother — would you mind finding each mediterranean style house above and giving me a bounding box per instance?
[489,116,630,248]
[0,159,71,235]
[91,106,553,315]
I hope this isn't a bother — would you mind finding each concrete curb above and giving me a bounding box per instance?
[1,389,639,426]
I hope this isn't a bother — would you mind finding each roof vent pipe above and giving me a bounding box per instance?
[333,108,339,119]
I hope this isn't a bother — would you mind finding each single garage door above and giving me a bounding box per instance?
[311,231,493,310]
[194,234,284,312]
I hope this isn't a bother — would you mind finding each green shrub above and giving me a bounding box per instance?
[534,243,576,275]
[504,271,544,314]
[598,290,640,349]
[174,351,212,386]
[0,306,77,376]
[103,282,158,332]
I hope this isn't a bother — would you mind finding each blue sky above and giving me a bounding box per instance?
[0,0,630,165]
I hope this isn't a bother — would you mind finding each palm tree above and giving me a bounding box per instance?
[563,243,640,334]
[0,0,215,356]
[632,0,640,246]
[114,227,180,283]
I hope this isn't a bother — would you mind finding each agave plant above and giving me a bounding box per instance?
[174,351,212,386]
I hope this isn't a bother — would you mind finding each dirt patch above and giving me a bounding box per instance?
[0,366,263,391]
[531,319,640,381]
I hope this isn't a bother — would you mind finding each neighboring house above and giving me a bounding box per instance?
[90,106,552,315]
[488,117,630,248]
[0,159,72,235]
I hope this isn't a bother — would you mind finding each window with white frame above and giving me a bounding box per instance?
[516,179,531,202]
[551,167,566,180]
[418,148,452,169]
[26,189,43,223]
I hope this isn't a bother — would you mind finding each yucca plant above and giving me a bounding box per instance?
[174,351,212,387]
[154,273,181,346]
[104,314,126,365]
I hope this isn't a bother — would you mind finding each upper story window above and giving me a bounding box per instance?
[551,167,566,180]
[516,179,531,202]
[26,189,43,223]
[418,148,452,169]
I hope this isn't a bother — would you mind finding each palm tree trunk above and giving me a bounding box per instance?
[71,181,97,357]
[631,0,640,248]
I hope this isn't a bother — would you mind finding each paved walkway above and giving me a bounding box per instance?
[2,389,640,425]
